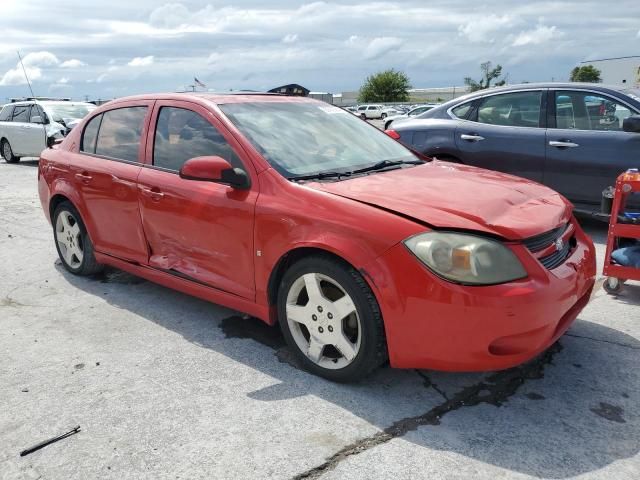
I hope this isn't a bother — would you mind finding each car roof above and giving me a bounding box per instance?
[102,92,315,107]
[434,82,640,111]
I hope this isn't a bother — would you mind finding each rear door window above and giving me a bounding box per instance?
[554,91,638,131]
[11,105,30,123]
[94,107,147,162]
[152,106,242,172]
[476,91,542,127]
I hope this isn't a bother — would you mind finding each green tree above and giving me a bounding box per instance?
[570,65,602,83]
[358,69,411,102]
[464,61,507,92]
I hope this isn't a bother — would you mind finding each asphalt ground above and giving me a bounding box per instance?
[1,159,638,480]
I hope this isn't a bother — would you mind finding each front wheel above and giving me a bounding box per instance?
[277,255,387,382]
[1,139,20,163]
[381,113,387,119]
[360,113,367,120]
[53,201,103,275]
[603,277,624,295]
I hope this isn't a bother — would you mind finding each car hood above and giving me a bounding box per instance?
[308,161,572,240]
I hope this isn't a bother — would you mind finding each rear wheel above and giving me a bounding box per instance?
[1,139,20,163]
[278,255,387,382]
[381,113,387,119]
[53,201,103,275]
[360,113,367,120]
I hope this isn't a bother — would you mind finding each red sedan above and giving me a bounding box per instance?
[38,93,596,382]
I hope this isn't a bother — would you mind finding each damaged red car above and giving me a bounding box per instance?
[38,93,596,382]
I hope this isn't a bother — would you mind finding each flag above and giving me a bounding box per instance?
[194,77,207,88]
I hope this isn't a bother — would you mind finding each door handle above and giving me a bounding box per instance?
[549,140,579,148]
[139,186,164,201]
[460,134,485,141]
[74,172,92,184]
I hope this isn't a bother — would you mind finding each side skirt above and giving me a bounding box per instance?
[94,252,272,324]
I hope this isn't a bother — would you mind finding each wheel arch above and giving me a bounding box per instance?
[267,246,359,311]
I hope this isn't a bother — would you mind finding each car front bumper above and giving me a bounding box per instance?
[363,219,597,371]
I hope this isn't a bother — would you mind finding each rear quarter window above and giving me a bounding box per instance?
[81,114,103,154]
[0,105,13,122]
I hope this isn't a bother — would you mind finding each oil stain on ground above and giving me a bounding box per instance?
[590,402,626,423]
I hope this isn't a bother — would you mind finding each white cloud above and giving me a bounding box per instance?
[458,15,516,42]
[149,3,192,29]
[0,51,59,86]
[21,51,59,67]
[282,33,298,44]
[0,66,41,86]
[637,29,640,38]
[512,25,561,46]
[363,37,403,60]
[346,35,360,46]
[127,55,154,67]
[60,59,87,68]
[58,77,69,84]
[96,73,107,83]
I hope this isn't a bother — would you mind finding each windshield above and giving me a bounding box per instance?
[45,103,96,123]
[219,101,417,178]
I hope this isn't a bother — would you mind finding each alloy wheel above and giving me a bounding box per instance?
[285,272,361,369]
[55,210,84,269]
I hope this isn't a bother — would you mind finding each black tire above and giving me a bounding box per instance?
[381,113,387,119]
[1,139,20,163]
[52,201,103,275]
[277,255,387,382]
[384,120,393,130]
[603,277,624,295]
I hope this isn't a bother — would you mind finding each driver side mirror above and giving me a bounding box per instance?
[623,115,640,133]
[179,156,250,189]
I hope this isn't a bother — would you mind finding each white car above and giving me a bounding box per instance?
[383,104,439,130]
[0,99,96,162]
[355,104,401,120]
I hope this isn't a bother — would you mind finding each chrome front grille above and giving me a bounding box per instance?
[522,223,568,252]
[522,222,575,270]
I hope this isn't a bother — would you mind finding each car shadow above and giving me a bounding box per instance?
[56,264,640,478]
[0,158,39,167]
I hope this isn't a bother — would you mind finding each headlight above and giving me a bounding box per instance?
[404,232,527,285]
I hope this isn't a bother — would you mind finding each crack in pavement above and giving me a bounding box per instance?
[415,370,449,401]
[564,332,640,350]
[292,342,563,480]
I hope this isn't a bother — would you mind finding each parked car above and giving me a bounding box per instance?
[384,104,439,129]
[38,93,595,382]
[355,104,400,120]
[0,99,96,162]
[387,83,640,214]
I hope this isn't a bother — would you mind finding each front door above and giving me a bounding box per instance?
[137,102,258,299]
[545,89,640,205]
[69,102,152,263]
[455,90,547,183]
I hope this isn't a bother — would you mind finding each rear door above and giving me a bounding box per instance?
[8,104,31,155]
[545,89,640,205]
[70,102,152,263]
[24,104,47,156]
[455,90,546,182]
[137,101,258,299]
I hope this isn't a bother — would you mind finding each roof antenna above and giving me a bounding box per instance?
[16,50,52,149]
[17,51,36,99]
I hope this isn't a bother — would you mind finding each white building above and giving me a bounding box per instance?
[580,55,640,87]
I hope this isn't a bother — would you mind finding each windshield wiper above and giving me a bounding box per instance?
[290,171,352,181]
[348,159,424,175]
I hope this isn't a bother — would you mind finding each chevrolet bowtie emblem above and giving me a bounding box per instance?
[554,238,564,251]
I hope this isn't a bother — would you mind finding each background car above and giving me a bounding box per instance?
[355,104,400,120]
[387,83,640,214]
[384,104,439,129]
[0,99,96,162]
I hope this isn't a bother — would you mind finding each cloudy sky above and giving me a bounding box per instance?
[1,0,639,100]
